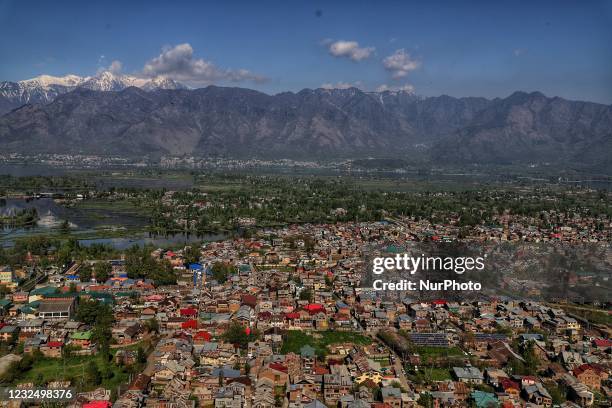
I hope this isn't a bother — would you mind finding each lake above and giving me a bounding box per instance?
[0,197,229,248]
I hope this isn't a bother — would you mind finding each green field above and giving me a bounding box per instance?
[553,304,612,326]
[406,367,453,383]
[14,353,130,392]
[414,346,464,359]
[280,330,372,357]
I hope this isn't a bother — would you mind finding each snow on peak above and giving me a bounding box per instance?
[20,74,88,88]
[80,71,148,91]
[1,72,189,107]
[14,72,187,92]
[142,76,188,90]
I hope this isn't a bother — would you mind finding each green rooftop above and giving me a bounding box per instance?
[30,286,58,296]
[471,391,498,408]
[70,331,92,340]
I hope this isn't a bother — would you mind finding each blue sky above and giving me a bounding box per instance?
[1,0,611,103]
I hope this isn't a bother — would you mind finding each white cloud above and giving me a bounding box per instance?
[107,60,123,74]
[513,48,525,57]
[376,83,415,93]
[327,40,375,61]
[96,59,123,75]
[321,81,363,90]
[141,43,266,85]
[382,49,420,79]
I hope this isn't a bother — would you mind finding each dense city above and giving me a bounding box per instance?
[0,175,610,408]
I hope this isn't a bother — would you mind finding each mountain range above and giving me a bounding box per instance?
[0,72,186,114]
[0,75,610,170]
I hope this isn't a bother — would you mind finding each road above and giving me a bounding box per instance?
[142,335,161,376]
[360,326,411,390]
[388,341,411,390]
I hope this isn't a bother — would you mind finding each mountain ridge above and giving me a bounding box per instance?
[0,72,187,114]
[0,84,610,170]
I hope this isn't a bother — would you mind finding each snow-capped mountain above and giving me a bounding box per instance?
[0,78,75,112]
[141,76,187,91]
[80,71,147,91]
[20,74,87,88]
[0,72,188,114]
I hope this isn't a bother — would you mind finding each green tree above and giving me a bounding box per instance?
[547,383,567,404]
[521,341,539,375]
[76,298,114,357]
[222,322,259,349]
[299,288,312,302]
[417,393,434,408]
[85,361,101,386]
[137,346,147,364]
[125,246,177,285]
[145,318,160,334]
[94,261,112,283]
[62,343,80,359]
[79,263,93,282]
[210,262,236,284]
[76,299,112,326]
[183,245,201,265]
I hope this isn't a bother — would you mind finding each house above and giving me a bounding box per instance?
[522,383,552,407]
[0,299,12,316]
[128,373,151,392]
[38,298,75,319]
[40,341,64,358]
[112,322,142,344]
[23,336,43,353]
[573,364,607,390]
[499,378,520,399]
[453,366,484,384]
[253,377,276,408]
[592,338,612,351]
[561,374,594,407]
[0,325,19,342]
[216,381,247,408]
[64,320,83,332]
[11,292,29,303]
[194,330,212,344]
[0,266,14,285]
[304,400,327,408]
[484,368,508,388]
[470,390,498,408]
[70,331,93,348]
[323,365,352,403]
[18,319,44,334]
[115,349,137,366]
[381,387,402,408]
[259,366,289,387]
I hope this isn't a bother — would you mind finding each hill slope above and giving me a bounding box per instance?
[0,86,610,168]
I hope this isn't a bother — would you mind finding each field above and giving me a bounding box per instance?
[414,346,464,360]
[406,367,453,383]
[280,330,372,357]
[551,303,612,326]
[17,353,129,392]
